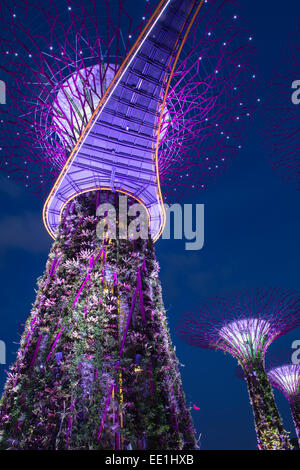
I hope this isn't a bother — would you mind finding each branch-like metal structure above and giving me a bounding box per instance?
[177,287,300,450]
[0,0,258,451]
[268,364,300,446]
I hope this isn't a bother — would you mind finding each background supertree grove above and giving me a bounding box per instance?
[263,22,300,189]
[268,364,300,447]
[177,287,300,450]
[0,0,258,451]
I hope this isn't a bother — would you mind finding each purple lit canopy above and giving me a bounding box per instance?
[263,24,300,189]
[0,0,258,239]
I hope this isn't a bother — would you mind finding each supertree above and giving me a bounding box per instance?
[263,22,300,189]
[0,0,257,450]
[177,287,300,450]
[268,364,300,447]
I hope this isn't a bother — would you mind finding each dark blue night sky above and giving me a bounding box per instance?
[0,0,299,450]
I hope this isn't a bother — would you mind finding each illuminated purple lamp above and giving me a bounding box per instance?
[268,364,300,446]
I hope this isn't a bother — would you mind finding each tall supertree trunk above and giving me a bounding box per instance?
[0,191,196,450]
[290,397,300,447]
[244,360,291,450]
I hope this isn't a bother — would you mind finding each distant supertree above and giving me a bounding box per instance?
[263,23,300,189]
[0,0,257,450]
[178,287,300,450]
[268,364,300,447]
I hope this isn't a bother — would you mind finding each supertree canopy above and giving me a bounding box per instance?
[268,364,300,447]
[178,287,300,450]
[263,23,300,189]
[0,0,257,451]
[0,0,258,203]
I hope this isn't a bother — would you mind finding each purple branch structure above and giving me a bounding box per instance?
[0,0,257,450]
[177,287,300,450]
[263,23,300,189]
[268,364,300,447]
